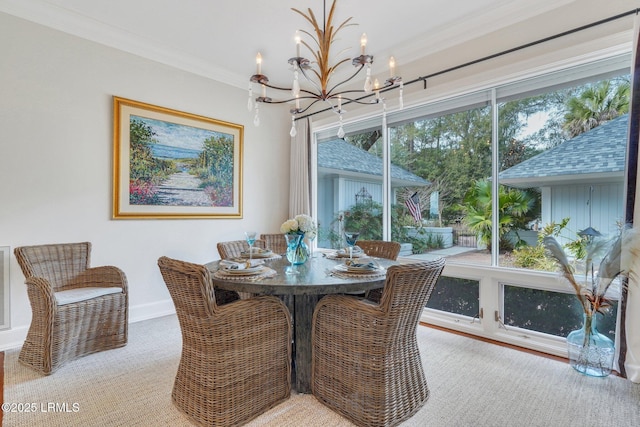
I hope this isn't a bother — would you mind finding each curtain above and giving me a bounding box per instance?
[620,12,640,382]
[289,118,311,217]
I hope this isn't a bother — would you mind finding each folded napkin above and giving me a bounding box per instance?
[220,259,263,270]
[345,258,378,270]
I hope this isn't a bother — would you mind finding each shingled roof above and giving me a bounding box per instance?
[499,114,628,188]
[318,139,429,187]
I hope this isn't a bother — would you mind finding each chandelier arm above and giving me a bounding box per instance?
[256,98,297,105]
[295,98,329,114]
[258,93,329,104]
[334,96,380,105]
[297,66,327,98]
[298,88,324,97]
[259,81,297,92]
[326,64,366,96]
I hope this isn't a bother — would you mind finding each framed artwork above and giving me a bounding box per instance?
[113,97,243,219]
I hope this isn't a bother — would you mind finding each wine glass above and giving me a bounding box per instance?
[284,234,302,275]
[344,231,360,259]
[245,231,257,261]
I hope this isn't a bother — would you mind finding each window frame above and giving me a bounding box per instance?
[311,52,632,358]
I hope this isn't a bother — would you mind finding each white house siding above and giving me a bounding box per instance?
[544,182,624,242]
[317,176,383,247]
[340,180,383,210]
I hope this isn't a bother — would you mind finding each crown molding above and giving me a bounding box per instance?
[386,0,576,62]
[0,0,247,89]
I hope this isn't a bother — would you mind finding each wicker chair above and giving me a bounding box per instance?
[216,239,267,299]
[13,242,128,375]
[312,259,446,427]
[216,239,267,259]
[260,233,287,255]
[357,240,401,260]
[357,240,401,302]
[158,256,291,427]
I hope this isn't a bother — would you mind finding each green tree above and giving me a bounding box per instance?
[196,135,234,206]
[392,101,542,222]
[459,179,538,251]
[129,119,159,181]
[563,79,630,137]
[345,130,382,152]
[128,119,175,204]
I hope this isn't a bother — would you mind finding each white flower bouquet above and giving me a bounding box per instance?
[280,214,317,239]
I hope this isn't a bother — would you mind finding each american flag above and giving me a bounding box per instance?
[405,192,422,223]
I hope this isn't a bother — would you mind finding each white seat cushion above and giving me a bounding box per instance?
[55,287,122,305]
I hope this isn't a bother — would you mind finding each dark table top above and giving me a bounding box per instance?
[206,254,395,295]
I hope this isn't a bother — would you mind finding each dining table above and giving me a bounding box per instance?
[206,252,398,394]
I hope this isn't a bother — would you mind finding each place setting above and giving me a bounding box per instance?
[325,230,367,260]
[213,258,277,280]
[238,247,280,260]
[239,230,281,260]
[329,257,386,279]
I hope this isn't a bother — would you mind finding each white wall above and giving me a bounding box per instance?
[0,13,291,349]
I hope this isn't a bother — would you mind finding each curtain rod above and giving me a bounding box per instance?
[296,7,639,121]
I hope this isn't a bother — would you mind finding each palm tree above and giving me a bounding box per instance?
[563,79,630,138]
[461,179,538,251]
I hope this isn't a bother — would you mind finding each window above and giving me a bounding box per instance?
[313,52,631,356]
[316,126,384,249]
[428,276,479,318]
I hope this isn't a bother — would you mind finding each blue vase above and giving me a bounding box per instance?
[566,313,615,377]
[285,234,309,265]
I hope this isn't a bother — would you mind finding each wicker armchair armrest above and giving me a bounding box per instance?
[24,276,57,312]
[216,294,291,320]
[67,266,128,292]
[313,294,386,326]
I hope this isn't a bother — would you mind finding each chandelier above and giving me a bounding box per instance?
[247,0,403,137]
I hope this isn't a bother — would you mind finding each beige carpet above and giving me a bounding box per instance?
[4,314,640,426]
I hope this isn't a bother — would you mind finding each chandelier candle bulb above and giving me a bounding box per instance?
[389,56,396,77]
[360,33,367,55]
[256,53,262,74]
[295,30,301,58]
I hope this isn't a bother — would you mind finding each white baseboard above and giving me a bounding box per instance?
[128,299,176,324]
[0,325,28,352]
[0,299,176,351]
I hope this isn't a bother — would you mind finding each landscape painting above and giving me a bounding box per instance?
[113,97,243,219]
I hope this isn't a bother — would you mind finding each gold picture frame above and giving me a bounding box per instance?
[113,97,243,219]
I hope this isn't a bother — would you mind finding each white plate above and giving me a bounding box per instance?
[221,265,264,275]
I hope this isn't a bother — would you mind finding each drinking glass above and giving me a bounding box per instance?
[344,231,360,259]
[308,233,317,258]
[245,231,257,261]
[284,234,302,275]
